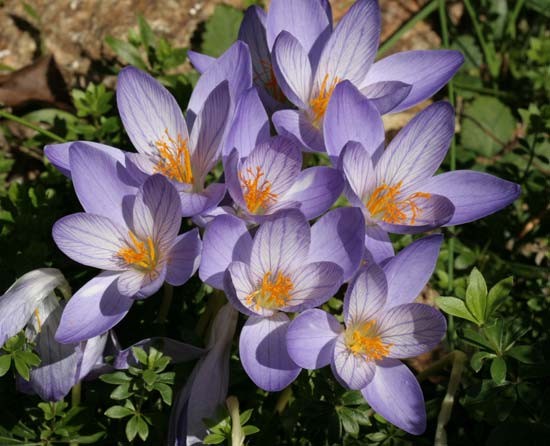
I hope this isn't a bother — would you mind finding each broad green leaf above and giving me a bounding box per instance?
[13,355,30,381]
[341,390,365,406]
[0,355,11,377]
[70,432,106,444]
[17,351,40,367]
[507,345,541,364]
[490,357,507,384]
[203,433,226,444]
[142,369,157,386]
[100,371,131,384]
[201,5,243,57]
[136,416,149,441]
[239,409,253,425]
[465,268,488,324]
[461,96,516,156]
[110,383,132,400]
[338,407,359,436]
[154,383,172,405]
[242,425,260,435]
[132,346,148,365]
[436,296,479,324]
[125,416,139,442]
[471,351,496,373]
[104,406,133,419]
[487,277,513,314]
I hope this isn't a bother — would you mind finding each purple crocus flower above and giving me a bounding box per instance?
[325,85,521,262]
[52,174,201,343]
[287,235,446,434]
[219,209,364,391]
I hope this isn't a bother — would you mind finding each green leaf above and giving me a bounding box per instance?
[105,36,148,70]
[491,357,507,384]
[154,382,172,405]
[125,416,139,442]
[137,15,155,49]
[436,296,479,324]
[100,371,131,384]
[239,409,253,425]
[242,425,260,435]
[507,345,541,364]
[142,369,157,386]
[338,407,359,436]
[136,416,149,441]
[110,383,132,400]
[201,5,243,57]
[203,433,226,444]
[461,96,516,156]
[471,351,496,372]
[17,351,40,367]
[132,346,148,365]
[69,432,106,444]
[465,268,488,324]
[104,405,134,419]
[0,354,12,377]
[487,277,513,314]
[13,355,30,381]
[341,390,365,406]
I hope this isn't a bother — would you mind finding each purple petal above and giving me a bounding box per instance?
[344,264,387,325]
[238,7,270,89]
[166,229,202,287]
[55,272,134,344]
[117,66,188,156]
[272,109,325,152]
[224,263,263,317]
[332,333,376,390]
[383,235,443,309]
[239,313,301,391]
[364,225,394,264]
[189,81,231,181]
[272,32,313,109]
[286,309,342,369]
[375,102,454,187]
[340,141,376,203]
[361,81,412,115]
[199,215,252,289]
[313,0,380,88]
[179,182,227,218]
[116,269,146,297]
[362,359,426,435]
[76,333,109,381]
[324,81,384,159]
[361,50,464,113]
[250,209,311,278]
[187,42,252,125]
[69,142,138,227]
[418,170,521,226]
[308,207,365,281]
[132,266,166,300]
[222,88,270,159]
[285,261,343,312]
[280,166,343,219]
[379,303,447,358]
[187,50,215,73]
[52,213,126,271]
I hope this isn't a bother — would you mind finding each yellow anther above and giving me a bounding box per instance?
[246,271,294,310]
[154,128,193,184]
[34,308,42,333]
[309,74,340,126]
[239,166,278,214]
[346,320,391,361]
[118,231,157,271]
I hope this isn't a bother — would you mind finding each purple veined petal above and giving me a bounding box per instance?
[114,337,205,370]
[360,81,412,115]
[238,6,271,89]
[199,214,253,289]
[131,175,182,258]
[116,268,146,297]
[272,109,325,152]
[239,313,301,392]
[69,142,139,227]
[31,300,81,401]
[187,41,252,127]
[223,148,247,211]
[191,204,234,228]
[286,308,342,369]
[76,333,109,381]
[133,265,167,300]
[324,81,384,159]
[0,268,68,348]
[189,81,231,183]
[344,264,387,326]
[331,333,376,390]
[52,213,127,271]
[187,50,215,73]
[222,88,270,159]
[249,209,311,278]
[284,261,343,312]
[166,229,202,287]
[123,152,156,182]
[375,102,455,187]
[377,193,454,234]
[308,207,365,281]
[364,225,394,264]
[279,166,344,220]
[224,262,267,317]
[379,303,447,359]
[360,50,465,114]
[340,141,376,202]
[272,32,313,109]
[313,0,380,90]
[55,272,134,344]
[417,170,521,226]
[179,182,227,218]
[117,66,188,157]
[44,141,126,179]
[383,235,443,309]
[362,358,426,435]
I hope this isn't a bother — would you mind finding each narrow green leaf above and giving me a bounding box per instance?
[203,433,226,444]
[0,354,12,377]
[490,356,507,384]
[465,268,488,324]
[100,371,131,384]
[70,432,106,444]
[239,409,253,425]
[242,425,260,435]
[125,416,139,442]
[507,345,541,364]
[471,351,495,372]
[13,355,30,381]
[104,405,133,419]
[110,383,133,400]
[105,36,148,70]
[436,296,479,324]
[137,15,155,49]
[487,277,513,314]
[136,416,149,441]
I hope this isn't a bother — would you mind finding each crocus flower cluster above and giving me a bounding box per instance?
[0,0,519,442]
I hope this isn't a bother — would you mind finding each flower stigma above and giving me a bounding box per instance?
[239,166,278,214]
[366,181,431,225]
[309,74,340,126]
[345,320,391,361]
[154,128,193,184]
[118,231,157,272]
[246,271,294,310]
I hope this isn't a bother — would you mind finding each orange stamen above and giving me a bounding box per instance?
[346,320,391,361]
[118,231,157,271]
[154,128,193,184]
[366,181,431,225]
[246,271,294,310]
[34,308,42,332]
[239,166,278,214]
[260,59,286,102]
[309,74,340,126]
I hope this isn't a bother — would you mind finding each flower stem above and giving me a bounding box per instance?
[0,109,65,143]
[156,283,174,324]
[227,396,245,446]
[274,386,293,414]
[69,382,82,446]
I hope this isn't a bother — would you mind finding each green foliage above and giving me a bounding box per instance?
[203,401,260,445]
[0,333,40,381]
[201,5,244,57]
